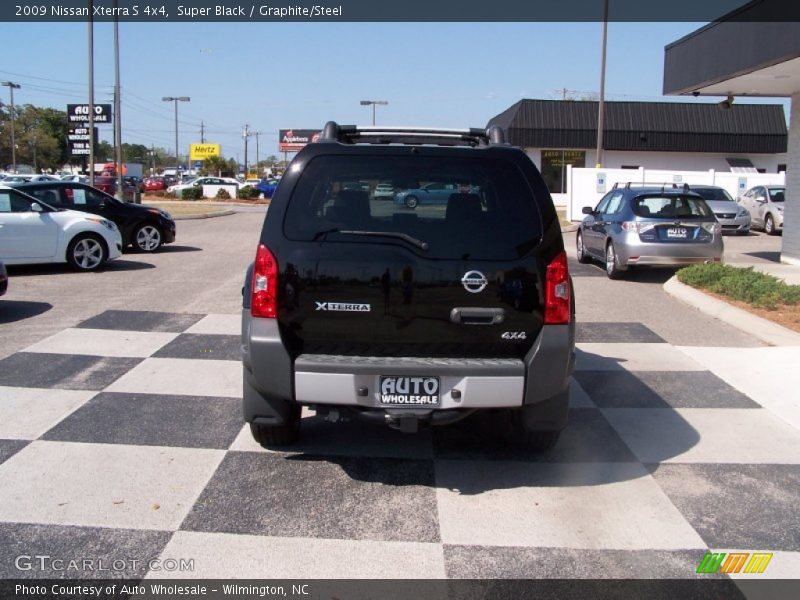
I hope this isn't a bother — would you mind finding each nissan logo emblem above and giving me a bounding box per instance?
[461,270,488,293]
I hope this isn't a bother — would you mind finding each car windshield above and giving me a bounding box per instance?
[769,188,785,202]
[284,154,543,260]
[632,195,713,219]
[693,187,733,202]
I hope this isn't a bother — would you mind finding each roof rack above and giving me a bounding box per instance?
[318,121,507,147]
[612,181,691,193]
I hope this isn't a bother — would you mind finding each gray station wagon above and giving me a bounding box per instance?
[577,183,724,279]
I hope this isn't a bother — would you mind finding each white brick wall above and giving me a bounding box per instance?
[782,93,800,265]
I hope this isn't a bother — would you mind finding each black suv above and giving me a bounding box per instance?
[242,122,575,450]
[18,181,176,252]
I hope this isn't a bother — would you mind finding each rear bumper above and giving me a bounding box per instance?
[616,235,724,267]
[242,314,574,422]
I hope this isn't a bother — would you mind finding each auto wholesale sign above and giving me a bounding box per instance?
[190,143,221,161]
[66,104,112,124]
[279,129,320,152]
[67,126,99,156]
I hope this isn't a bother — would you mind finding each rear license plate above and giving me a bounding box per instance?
[379,376,440,407]
[666,227,688,239]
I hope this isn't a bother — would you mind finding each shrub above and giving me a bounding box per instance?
[181,187,203,201]
[164,191,177,199]
[215,188,232,199]
[677,264,800,309]
[237,185,261,200]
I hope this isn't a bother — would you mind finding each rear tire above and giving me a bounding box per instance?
[605,241,624,279]
[765,214,776,235]
[134,223,163,252]
[576,231,590,264]
[249,404,301,447]
[66,233,107,272]
[405,195,418,209]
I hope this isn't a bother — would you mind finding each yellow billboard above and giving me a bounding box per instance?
[190,143,221,161]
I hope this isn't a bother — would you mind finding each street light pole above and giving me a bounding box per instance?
[88,0,95,187]
[113,0,124,199]
[360,100,388,126]
[595,0,609,168]
[162,96,190,177]
[1,81,20,173]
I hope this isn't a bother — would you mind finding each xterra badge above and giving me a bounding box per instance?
[315,302,371,312]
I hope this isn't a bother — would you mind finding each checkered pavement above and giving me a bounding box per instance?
[0,311,799,580]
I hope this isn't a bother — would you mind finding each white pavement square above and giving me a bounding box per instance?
[0,387,94,440]
[434,461,706,550]
[602,408,800,464]
[0,441,225,530]
[184,314,242,336]
[577,343,706,372]
[23,328,178,358]
[106,358,241,398]
[153,531,446,579]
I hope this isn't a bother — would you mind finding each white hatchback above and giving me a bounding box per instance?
[0,186,122,271]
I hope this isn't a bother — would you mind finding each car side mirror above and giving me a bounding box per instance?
[582,206,594,215]
[30,202,43,213]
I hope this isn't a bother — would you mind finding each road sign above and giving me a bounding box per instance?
[67,126,99,156]
[67,104,112,124]
[190,143,220,160]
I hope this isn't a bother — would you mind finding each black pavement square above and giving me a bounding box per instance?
[181,451,440,542]
[76,310,204,333]
[432,408,637,463]
[575,370,760,409]
[0,353,141,390]
[0,440,29,466]
[42,392,242,449]
[153,334,241,361]
[651,464,800,552]
[443,545,724,579]
[0,522,171,578]
[568,259,606,278]
[576,322,665,344]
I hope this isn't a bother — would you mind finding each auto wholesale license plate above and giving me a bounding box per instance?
[379,376,440,406]
[665,227,689,239]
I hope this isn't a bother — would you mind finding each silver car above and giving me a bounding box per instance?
[689,185,750,235]
[576,184,724,279]
[739,185,785,235]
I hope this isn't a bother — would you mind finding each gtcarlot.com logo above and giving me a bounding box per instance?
[15,555,194,573]
[696,551,772,574]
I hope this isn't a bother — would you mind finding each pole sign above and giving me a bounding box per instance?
[67,126,99,156]
[279,129,320,152]
[189,143,221,161]
[67,104,112,124]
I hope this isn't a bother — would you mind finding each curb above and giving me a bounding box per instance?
[663,276,800,347]
[172,209,235,221]
[561,224,579,233]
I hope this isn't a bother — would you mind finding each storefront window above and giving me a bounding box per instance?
[540,150,586,194]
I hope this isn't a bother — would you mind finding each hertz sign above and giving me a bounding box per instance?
[190,144,221,161]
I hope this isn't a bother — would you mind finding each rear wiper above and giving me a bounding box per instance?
[312,227,429,251]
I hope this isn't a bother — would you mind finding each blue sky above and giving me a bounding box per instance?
[1,21,790,161]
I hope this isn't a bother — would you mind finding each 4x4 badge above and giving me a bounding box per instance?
[461,271,488,293]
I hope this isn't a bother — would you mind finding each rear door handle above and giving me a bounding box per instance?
[450,307,505,325]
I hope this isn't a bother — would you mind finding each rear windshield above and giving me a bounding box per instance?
[632,195,713,219]
[769,188,785,202]
[283,154,543,259]
[692,187,733,202]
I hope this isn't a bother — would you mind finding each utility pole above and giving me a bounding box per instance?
[113,0,123,199]
[150,144,155,175]
[251,131,261,175]
[1,81,20,173]
[596,0,609,168]
[200,120,205,143]
[162,96,190,176]
[243,124,250,177]
[88,0,95,186]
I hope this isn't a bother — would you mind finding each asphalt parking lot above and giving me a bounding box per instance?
[0,211,798,581]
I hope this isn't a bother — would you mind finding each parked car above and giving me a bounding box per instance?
[143,176,167,192]
[60,174,88,183]
[255,179,280,198]
[124,176,144,193]
[167,176,239,194]
[241,121,574,451]
[739,185,785,235]
[18,181,175,252]
[394,182,477,208]
[1,174,60,187]
[373,182,395,199]
[0,261,7,296]
[688,185,750,235]
[0,185,122,271]
[576,184,723,279]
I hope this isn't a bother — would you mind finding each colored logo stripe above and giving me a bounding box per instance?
[744,553,773,574]
[720,553,749,573]
[697,552,726,574]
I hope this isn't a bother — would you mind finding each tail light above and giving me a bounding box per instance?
[544,250,571,325]
[251,243,278,318]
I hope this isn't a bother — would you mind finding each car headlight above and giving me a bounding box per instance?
[737,208,749,218]
[86,217,117,231]
[147,208,173,220]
